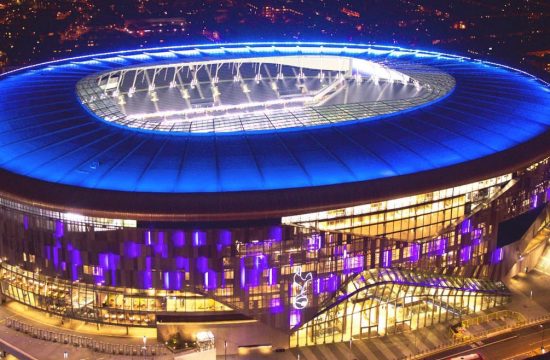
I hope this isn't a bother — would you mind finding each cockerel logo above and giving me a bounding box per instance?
[292,267,313,310]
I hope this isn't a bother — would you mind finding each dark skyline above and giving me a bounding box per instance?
[0,0,548,79]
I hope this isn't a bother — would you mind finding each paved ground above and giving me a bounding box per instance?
[424,323,550,360]
[0,302,169,360]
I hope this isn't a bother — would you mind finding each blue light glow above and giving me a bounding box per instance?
[0,42,547,194]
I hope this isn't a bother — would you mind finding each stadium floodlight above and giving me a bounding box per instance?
[179,88,190,99]
[126,96,314,122]
[318,71,325,82]
[212,86,220,97]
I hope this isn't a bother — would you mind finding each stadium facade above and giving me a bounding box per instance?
[0,42,548,353]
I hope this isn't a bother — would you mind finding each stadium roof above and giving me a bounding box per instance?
[0,43,548,219]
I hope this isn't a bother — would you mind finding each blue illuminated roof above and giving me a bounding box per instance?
[0,43,548,194]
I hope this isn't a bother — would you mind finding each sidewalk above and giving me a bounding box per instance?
[0,302,171,360]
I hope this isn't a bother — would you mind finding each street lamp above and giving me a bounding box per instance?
[63,351,68,359]
[142,335,147,358]
[540,324,545,354]
[224,340,227,360]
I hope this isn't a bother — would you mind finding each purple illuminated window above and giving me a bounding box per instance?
[172,231,185,247]
[72,249,81,266]
[472,228,482,239]
[173,271,182,290]
[218,230,232,246]
[246,269,261,286]
[461,219,471,234]
[460,245,472,263]
[52,240,61,268]
[290,310,301,327]
[269,226,282,241]
[163,272,170,289]
[175,256,189,272]
[69,246,81,281]
[531,194,538,209]
[124,241,141,258]
[436,238,447,256]
[204,270,217,290]
[382,249,392,268]
[54,220,64,238]
[472,228,482,245]
[142,271,152,289]
[307,233,322,251]
[344,255,364,274]
[71,264,79,281]
[98,253,119,270]
[196,256,208,273]
[491,247,504,264]
[240,266,246,288]
[410,243,420,262]
[254,254,267,269]
[192,231,206,247]
[145,256,152,270]
[314,275,339,294]
[153,233,168,257]
[268,268,277,285]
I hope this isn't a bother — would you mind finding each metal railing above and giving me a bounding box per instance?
[5,318,169,357]
[449,310,526,340]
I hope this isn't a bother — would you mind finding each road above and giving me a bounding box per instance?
[427,323,550,360]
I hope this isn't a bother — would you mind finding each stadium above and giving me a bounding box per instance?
[0,42,548,354]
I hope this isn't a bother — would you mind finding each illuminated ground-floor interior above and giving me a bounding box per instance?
[290,268,510,347]
[0,261,510,350]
